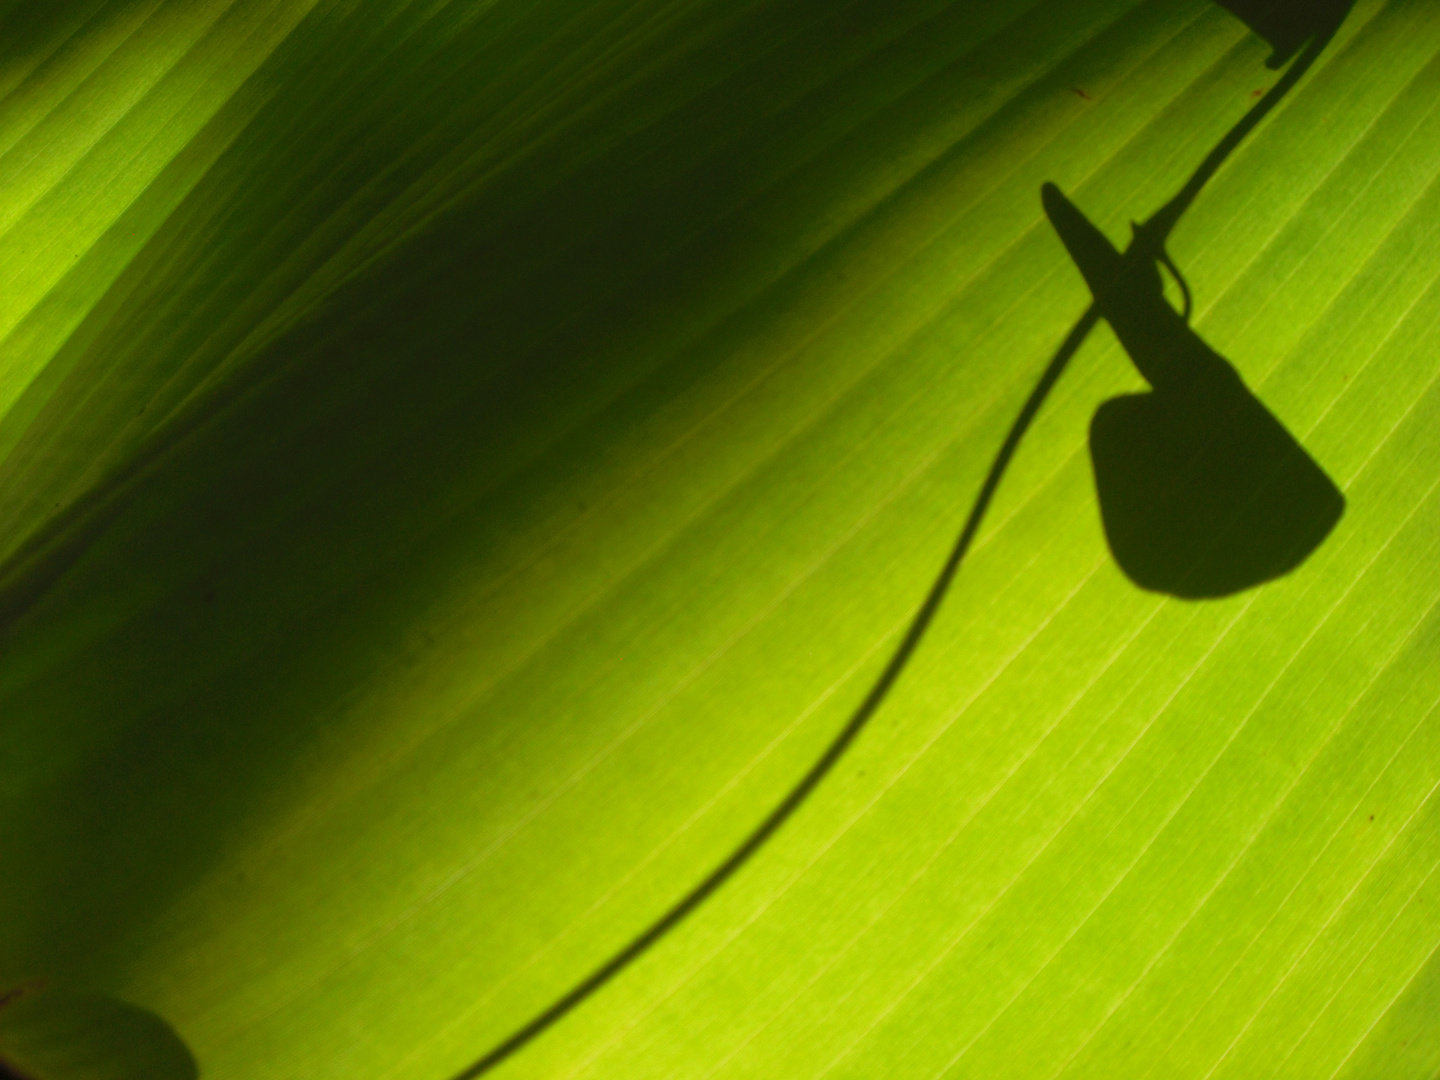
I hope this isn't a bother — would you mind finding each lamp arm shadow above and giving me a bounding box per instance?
[447,23,1340,1080]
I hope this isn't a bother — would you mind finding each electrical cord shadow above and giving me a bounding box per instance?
[449,297,1099,1080]
[449,12,1346,1078]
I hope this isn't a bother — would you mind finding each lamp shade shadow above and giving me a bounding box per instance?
[0,987,196,1080]
[1214,0,1356,68]
[1042,183,1344,599]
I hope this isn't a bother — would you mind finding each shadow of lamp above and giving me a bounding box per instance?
[1042,183,1344,599]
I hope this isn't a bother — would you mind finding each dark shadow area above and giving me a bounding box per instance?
[1215,0,1356,68]
[1043,183,1344,598]
[0,0,169,97]
[0,986,196,1080]
[0,0,1100,985]
[0,0,105,73]
[0,0,1123,1022]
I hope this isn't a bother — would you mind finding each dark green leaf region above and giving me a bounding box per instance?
[0,988,195,1080]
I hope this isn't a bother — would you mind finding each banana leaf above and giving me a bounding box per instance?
[2,1,1438,1078]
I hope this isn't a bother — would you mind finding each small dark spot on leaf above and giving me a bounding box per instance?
[203,590,216,603]
[1370,814,1375,821]
[1252,88,1266,98]
[0,981,45,1011]
[1072,87,1092,101]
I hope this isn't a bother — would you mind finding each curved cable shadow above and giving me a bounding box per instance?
[448,293,1099,1080]
[449,10,1350,1078]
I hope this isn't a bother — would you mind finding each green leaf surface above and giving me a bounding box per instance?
[1,1,1438,1078]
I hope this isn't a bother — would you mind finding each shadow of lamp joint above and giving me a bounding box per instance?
[1217,0,1358,68]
